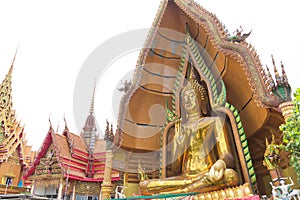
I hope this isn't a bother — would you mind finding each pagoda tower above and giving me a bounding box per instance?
[0,51,33,194]
[81,84,98,152]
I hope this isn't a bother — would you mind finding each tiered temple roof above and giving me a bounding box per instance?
[24,125,119,182]
[24,95,119,184]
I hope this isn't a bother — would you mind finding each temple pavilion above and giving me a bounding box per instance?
[24,89,120,199]
[112,0,298,198]
[0,52,35,194]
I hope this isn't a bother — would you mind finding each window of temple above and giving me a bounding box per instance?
[75,195,98,200]
[5,177,13,186]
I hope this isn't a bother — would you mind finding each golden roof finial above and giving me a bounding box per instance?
[48,114,53,129]
[63,113,68,129]
[56,121,59,133]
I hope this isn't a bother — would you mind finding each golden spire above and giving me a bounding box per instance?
[0,46,25,161]
[0,48,17,147]
[0,48,18,123]
[8,46,19,76]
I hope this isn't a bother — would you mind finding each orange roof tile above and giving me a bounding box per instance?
[93,139,106,154]
[67,132,88,152]
[54,134,71,158]
[67,168,86,178]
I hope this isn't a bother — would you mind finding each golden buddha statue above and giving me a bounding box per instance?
[139,77,239,195]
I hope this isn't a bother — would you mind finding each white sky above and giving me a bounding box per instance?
[0,0,299,150]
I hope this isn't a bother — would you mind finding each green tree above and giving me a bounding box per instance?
[280,88,300,183]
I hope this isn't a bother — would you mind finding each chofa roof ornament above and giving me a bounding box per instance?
[226,26,252,43]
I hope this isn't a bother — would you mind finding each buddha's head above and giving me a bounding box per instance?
[181,79,208,117]
[182,82,197,113]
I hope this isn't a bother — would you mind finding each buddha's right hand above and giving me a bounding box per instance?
[208,159,226,182]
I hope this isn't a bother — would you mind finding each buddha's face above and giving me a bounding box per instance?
[182,88,199,114]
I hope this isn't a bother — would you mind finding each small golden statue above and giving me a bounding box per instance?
[263,135,280,171]
[139,76,239,194]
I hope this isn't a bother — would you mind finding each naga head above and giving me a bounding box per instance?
[266,55,292,103]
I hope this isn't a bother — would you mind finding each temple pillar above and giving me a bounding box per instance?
[57,178,63,200]
[30,180,36,196]
[101,150,113,199]
[71,181,76,200]
[123,172,128,197]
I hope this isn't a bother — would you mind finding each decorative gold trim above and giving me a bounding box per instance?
[279,101,294,122]
[195,183,254,200]
[116,0,169,145]
[174,0,280,107]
